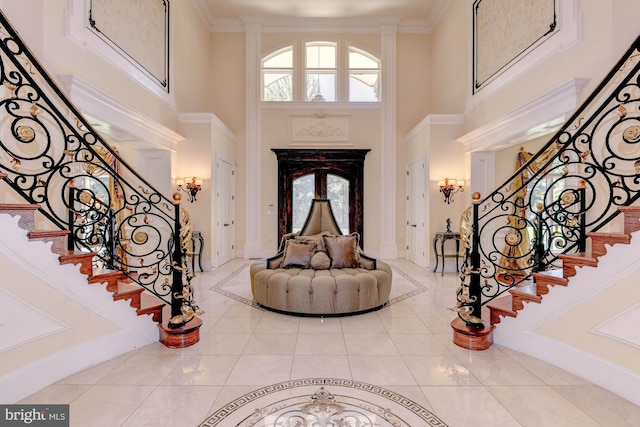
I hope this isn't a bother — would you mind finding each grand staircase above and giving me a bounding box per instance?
[0,177,167,325]
[487,206,640,325]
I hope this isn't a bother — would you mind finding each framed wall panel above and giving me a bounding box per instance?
[473,0,557,94]
[88,0,169,91]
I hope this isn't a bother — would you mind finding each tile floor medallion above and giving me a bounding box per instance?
[199,378,448,426]
[211,264,427,310]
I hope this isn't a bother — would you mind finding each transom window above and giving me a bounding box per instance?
[263,46,294,102]
[262,41,381,103]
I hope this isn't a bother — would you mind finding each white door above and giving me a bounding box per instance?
[407,158,426,267]
[216,157,234,266]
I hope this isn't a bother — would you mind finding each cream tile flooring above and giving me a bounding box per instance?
[21,259,640,426]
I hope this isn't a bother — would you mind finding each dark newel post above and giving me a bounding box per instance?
[171,203,184,319]
[578,186,587,253]
[468,192,484,328]
[533,203,545,273]
[67,186,76,251]
[106,208,116,270]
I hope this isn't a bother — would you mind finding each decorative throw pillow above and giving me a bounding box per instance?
[294,232,329,252]
[323,233,361,268]
[282,240,315,268]
[310,251,331,269]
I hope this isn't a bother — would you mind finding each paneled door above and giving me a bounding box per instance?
[272,149,369,247]
[216,156,234,267]
[407,157,427,267]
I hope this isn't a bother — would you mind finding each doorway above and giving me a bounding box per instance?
[272,149,369,247]
[216,156,234,266]
[407,157,427,267]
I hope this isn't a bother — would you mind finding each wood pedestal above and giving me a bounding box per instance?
[451,317,495,350]
[158,317,203,348]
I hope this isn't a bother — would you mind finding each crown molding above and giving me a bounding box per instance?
[177,112,237,142]
[206,17,431,34]
[405,114,464,141]
[458,78,589,152]
[58,75,184,151]
[192,0,450,33]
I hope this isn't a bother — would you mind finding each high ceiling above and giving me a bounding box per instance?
[193,0,450,32]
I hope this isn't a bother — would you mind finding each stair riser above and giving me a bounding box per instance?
[620,208,640,234]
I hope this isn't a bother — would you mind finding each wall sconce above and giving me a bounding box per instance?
[176,177,202,203]
[438,178,464,204]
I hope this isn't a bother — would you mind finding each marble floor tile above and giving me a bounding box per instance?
[458,354,545,386]
[343,333,399,355]
[348,355,417,385]
[391,333,451,355]
[489,385,601,426]
[298,316,343,333]
[207,315,260,334]
[253,313,300,333]
[69,385,156,427]
[508,353,591,386]
[18,258,640,427]
[187,332,251,355]
[122,385,221,427]
[19,384,90,404]
[340,312,388,334]
[97,354,184,386]
[295,333,347,355]
[380,316,433,334]
[55,352,135,385]
[243,332,298,354]
[552,384,640,427]
[161,355,239,386]
[422,385,521,427]
[225,355,293,385]
[404,355,482,386]
[290,355,351,379]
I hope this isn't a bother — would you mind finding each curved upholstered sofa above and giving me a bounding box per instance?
[250,199,392,316]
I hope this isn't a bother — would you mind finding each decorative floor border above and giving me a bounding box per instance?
[199,378,448,427]
[209,264,428,310]
[209,263,260,308]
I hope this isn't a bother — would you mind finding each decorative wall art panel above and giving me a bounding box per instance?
[473,0,557,93]
[89,0,169,90]
[290,114,352,144]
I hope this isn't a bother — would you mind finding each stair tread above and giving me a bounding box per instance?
[114,288,144,302]
[0,203,40,210]
[618,206,640,213]
[487,296,517,316]
[59,250,95,261]
[28,230,70,237]
[509,286,538,297]
[559,252,597,263]
[534,269,564,278]
[588,231,631,239]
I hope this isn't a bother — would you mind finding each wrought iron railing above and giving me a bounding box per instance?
[0,12,198,325]
[455,36,640,326]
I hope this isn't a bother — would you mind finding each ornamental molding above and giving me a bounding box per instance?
[289,114,353,145]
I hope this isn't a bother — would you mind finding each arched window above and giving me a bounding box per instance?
[305,41,337,102]
[262,46,293,102]
[348,46,380,102]
[261,41,380,103]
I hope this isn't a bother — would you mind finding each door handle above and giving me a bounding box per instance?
[224,223,230,226]
[410,224,417,228]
